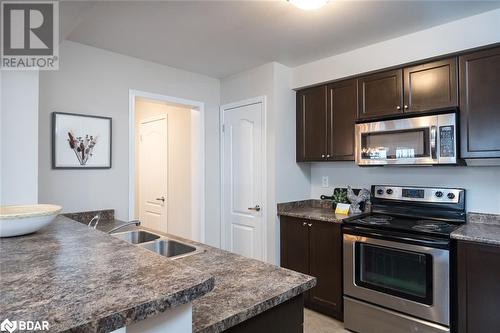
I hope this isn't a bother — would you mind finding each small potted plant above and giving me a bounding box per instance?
[321,188,349,210]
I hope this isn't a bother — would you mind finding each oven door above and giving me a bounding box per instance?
[355,113,456,165]
[343,233,450,326]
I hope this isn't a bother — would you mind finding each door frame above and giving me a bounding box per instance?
[219,96,267,260]
[129,89,206,243]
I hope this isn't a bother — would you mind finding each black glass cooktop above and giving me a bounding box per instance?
[345,213,462,237]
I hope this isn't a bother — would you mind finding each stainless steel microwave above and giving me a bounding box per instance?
[355,113,457,166]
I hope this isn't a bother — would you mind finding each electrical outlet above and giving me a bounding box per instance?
[321,176,329,188]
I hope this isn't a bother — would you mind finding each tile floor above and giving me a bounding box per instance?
[304,309,350,333]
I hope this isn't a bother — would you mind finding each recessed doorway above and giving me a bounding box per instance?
[129,90,205,242]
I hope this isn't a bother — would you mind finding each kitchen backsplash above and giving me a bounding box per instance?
[311,162,500,215]
[64,209,115,224]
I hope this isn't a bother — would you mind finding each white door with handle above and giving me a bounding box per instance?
[221,99,265,261]
[139,116,168,232]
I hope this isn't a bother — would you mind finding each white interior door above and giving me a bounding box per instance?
[139,117,168,232]
[222,100,264,261]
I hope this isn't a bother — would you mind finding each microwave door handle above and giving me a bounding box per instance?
[430,125,437,159]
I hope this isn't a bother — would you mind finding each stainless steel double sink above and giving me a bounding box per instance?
[111,230,204,259]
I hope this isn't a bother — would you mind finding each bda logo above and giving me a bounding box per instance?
[0,319,17,333]
[1,1,59,70]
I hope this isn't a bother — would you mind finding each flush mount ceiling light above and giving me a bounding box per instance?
[288,0,328,10]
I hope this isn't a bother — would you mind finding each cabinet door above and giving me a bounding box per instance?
[280,216,309,276]
[296,86,328,161]
[357,69,403,120]
[459,47,500,158]
[403,58,458,113]
[327,79,357,161]
[308,221,343,320]
[457,241,500,333]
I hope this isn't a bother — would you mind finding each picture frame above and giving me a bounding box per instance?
[52,112,112,169]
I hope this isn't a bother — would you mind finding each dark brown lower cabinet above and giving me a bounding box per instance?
[457,241,500,333]
[280,216,343,320]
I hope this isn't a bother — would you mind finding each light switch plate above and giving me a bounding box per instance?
[321,176,329,188]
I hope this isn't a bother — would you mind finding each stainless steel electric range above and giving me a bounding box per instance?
[343,185,465,333]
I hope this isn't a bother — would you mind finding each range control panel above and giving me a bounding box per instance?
[373,185,462,204]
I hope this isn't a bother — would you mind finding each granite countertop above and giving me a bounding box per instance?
[451,212,500,246]
[91,219,316,333]
[277,199,366,223]
[0,216,214,333]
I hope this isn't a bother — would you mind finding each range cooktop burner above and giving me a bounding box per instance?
[356,215,394,225]
[412,220,453,232]
[347,214,461,238]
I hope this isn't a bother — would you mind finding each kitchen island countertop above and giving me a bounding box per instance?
[94,219,316,333]
[0,216,214,333]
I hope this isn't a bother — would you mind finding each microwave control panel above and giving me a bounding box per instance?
[439,125,455,158]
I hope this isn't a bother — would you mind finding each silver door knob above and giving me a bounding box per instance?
[404,105,409,109]
[396,105,401,110]
[326,154,330,158]
[248,205,261,212]
[156,196,165,202]
[321,154,325,158]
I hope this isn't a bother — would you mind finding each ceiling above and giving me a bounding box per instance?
[61,1,500,78]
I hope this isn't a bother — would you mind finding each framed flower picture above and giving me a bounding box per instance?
[52,112,112,169]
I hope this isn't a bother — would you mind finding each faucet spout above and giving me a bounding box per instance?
[107,220,141,234]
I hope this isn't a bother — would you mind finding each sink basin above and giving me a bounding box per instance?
[141,239,200,259]
[111,230,160,244]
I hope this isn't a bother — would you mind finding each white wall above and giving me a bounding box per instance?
[135,100,192,239]
[1,71,39,205]
[311,163,500,214]
[292,8,500,88]
[273,63,310,203]
[38,41,221,246]
[221,62,310,264]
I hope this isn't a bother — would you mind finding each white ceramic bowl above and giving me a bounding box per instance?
[0,204,62,237]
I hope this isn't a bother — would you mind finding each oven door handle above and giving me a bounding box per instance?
[369,232,449,248]
[343,226,450,249]
[430,125,437,160]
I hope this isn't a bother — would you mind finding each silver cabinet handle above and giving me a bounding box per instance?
[302,222,307,226]
[404,105,409,109]
[321,154,325,158]
[156,196,165,202]
[308,223,312,227]
[326,154,330,158]
[396,105,401,110]
[248,205,261,212]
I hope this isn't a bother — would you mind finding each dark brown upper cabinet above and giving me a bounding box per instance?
[357,69,403,120]
[296,85,328,161]
[296,81,356,162]
[327,79,357,161]
[358,58,458,120]
[459,46,500,159]
[296,44,499,162]
[280,216,343,320]
[404,58,458,113]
